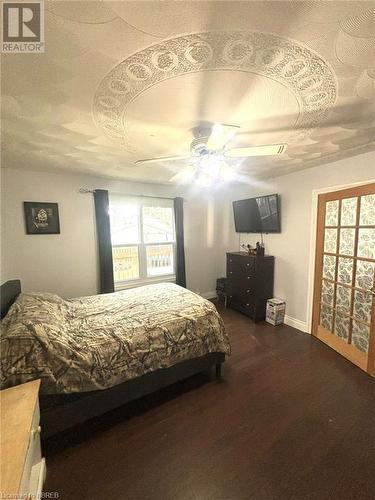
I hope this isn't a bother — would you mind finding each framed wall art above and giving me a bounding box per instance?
[24,202,60,235]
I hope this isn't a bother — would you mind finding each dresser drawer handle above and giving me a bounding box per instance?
[229,259,233,263]
[246,303,250,307]
[247,276,251,279]
[246,290,250,293]
[246,263,250,266]
[31,425,41,436]
[229,271,233,274]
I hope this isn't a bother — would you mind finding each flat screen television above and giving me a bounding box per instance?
[233,194,281,233]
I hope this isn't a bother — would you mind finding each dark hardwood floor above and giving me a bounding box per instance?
[44,306,375,500]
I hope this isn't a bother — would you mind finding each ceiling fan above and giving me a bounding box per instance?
[134,124,287,184]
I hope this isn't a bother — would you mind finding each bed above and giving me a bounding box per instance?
[0,280,230,437]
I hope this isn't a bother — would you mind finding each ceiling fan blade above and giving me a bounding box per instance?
[168,166,197,183]
[225,144,287,158]
[135,155,191,165]
[206,123,240,151]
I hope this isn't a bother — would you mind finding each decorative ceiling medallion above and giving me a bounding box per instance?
[151,50,179,71]
[185,41,213,64]
[223,39,254,63]
[93,31,338,143]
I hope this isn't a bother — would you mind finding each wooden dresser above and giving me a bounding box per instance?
[226,252,274,321]
[1,380,46,499]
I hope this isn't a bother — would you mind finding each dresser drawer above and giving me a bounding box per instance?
[227,282,253,297]
[19,399,43,498]
[227,265,254,278]
[29,458,47,499]
[227,254,255,274]
[229,300,255,317]
[237,288,254,302]
[230,292,254,306]
[227,274,255,294]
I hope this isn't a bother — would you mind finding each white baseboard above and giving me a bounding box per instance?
[284,314,310,333]
[197,294,309,332]
[201,290,217,300]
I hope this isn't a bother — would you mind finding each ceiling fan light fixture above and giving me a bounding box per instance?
[219,163,236,182]
[196,171,213,187]
[193,155,236,187]
[201,152,224,171]
[206,123,239,151]
[144,124,285,185]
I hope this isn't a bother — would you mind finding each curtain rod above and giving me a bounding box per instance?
[79,188,178,201]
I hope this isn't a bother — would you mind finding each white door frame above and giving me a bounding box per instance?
[305,179,375,334]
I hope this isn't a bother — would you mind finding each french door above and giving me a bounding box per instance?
[312,183,375,377]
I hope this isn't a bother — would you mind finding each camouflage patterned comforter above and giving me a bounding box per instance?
[0,283,230,394]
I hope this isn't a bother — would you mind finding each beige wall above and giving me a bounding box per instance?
[1,168,229,298]
[222,152,375,330]
[2,152,374,328]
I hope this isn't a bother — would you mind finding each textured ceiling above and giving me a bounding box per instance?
[1,1,375,184]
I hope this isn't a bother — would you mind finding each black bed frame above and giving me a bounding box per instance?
[1,280,225,438]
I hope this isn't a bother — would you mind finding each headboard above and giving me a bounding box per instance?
[1,280,21,319]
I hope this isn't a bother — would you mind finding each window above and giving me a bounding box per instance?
[109,196,175,287]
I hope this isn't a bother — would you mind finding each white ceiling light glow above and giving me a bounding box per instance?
[138,122,286,185]
[175,153,238,187]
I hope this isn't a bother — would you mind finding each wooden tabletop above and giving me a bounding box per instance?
[0,380,40,496]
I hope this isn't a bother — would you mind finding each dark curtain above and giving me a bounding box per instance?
[173,197,186,288]
[93,189,114,294]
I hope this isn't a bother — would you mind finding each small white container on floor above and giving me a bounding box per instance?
[266,298,286,326]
